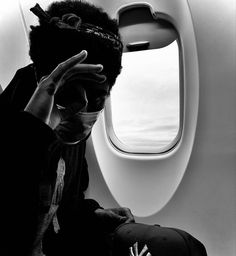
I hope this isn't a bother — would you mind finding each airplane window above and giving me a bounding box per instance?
[110,40,180,153]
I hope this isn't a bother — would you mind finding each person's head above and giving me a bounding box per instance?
[29,0,123,110]
[29,0,123,143]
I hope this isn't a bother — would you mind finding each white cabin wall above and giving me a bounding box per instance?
[176,0,236,254]
[86,1,236,256]
[0,2,31,89]
[0,0,56,89]
[87,0,157,18]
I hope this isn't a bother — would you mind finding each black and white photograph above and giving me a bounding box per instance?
[0,0,235,255]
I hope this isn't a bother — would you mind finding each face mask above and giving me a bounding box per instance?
[55,109,102,145]
[54,80,108,144]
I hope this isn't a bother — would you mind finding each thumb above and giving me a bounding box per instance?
[107,211,126,224]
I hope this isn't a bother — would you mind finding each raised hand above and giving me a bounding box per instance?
[24,50,105,127]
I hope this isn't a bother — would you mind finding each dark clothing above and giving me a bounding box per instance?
[0,65,109,256]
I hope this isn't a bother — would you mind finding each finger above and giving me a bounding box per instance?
[72,63,103,73]
[55,68,105,95]
[76,74,107,84]
[60,63,103,84]
[140,244,148,256]
[49,50,88,82]
[62,71,107,84]
[123,208,135,223]
[58,65,104,88]
[37,74,58,95]
[111,211,126,222]
[39,75,48,83]
[146,253,152,256]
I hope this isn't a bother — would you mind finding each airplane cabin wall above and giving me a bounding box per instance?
[85,1,236,256]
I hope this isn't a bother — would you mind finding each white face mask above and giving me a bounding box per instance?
[55,108,102,145]
[54,81,108,144]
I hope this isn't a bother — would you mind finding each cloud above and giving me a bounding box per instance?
[110,41,180,151]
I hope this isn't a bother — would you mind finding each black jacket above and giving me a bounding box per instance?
[0,64,101,255]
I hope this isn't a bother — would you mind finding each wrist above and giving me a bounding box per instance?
[24,88,53,125]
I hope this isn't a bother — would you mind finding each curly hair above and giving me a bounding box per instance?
[29,0,123,89]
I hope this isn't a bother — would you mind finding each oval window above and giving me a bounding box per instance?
[110,40,180,153]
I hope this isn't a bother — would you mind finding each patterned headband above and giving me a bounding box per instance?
[30,3,123,54]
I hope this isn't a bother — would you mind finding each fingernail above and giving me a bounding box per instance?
[100,74,106,79]
[81,50,87,55]
[97,64,103,70]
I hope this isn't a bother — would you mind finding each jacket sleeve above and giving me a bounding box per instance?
[0,65,57,206]
[0,66,57,255]
[0,65,56,187]
[0,64,37,111]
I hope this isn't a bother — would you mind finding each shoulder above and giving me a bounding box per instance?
[16,63,35,78]
[0,63,37,111]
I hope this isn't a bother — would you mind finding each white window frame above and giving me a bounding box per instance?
[104,3,184,154]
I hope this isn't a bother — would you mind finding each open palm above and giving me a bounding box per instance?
[24,50,104,127]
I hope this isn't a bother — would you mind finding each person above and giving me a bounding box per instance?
[0,1,135,255]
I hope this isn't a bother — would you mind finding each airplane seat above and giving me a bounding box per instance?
[112,223,207,256]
